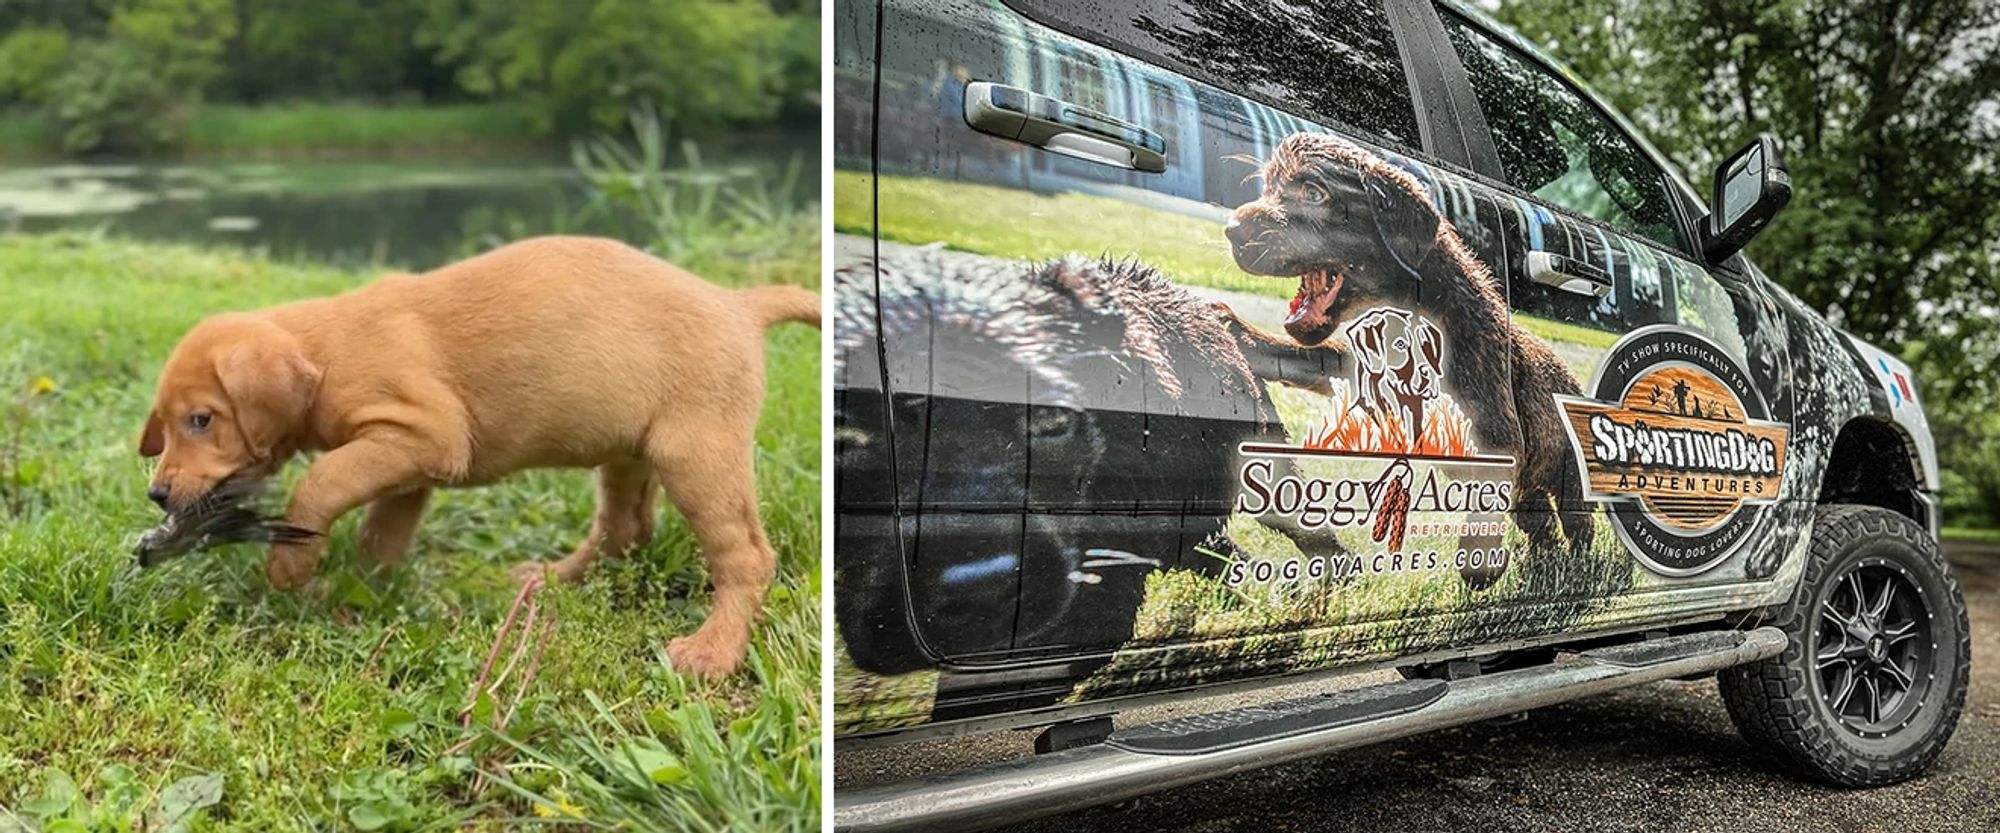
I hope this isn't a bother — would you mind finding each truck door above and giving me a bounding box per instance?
[1431,5,1795,593]
[833,0,1457,713]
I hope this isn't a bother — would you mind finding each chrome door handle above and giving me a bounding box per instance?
[963,81,1168,173]
[1526,251,1612,298]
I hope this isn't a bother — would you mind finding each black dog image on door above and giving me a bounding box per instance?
[1228,132,1595,563]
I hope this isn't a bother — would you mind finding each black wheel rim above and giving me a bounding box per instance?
[1810,558,1935,738]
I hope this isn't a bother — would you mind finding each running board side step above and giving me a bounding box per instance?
[836,627,1787,832]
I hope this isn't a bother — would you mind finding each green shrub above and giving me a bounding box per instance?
[46,39,191,154]
[33,0,235,154]
[421,0,802,134]
[0,26,70,105]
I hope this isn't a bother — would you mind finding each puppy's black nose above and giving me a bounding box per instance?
[148,484,170,508]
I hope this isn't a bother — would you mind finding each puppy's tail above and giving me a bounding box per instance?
[739,285,821,329]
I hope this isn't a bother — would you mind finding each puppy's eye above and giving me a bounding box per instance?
[1301,184,1329,205]
[187,411,212,433]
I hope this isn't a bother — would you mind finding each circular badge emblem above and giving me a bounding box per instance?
[1554,327,1790,576]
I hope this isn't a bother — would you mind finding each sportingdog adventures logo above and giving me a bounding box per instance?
[1231,307,1515,585]
[1555,326,1790,577]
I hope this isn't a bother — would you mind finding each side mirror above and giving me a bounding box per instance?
[1702,134,1792,263]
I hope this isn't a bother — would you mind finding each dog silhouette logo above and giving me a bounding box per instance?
[1346,308,1445,443]
[1232,305,1515,588]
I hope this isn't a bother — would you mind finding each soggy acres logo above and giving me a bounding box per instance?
[1232,307,1515,585]
[1555,327,1790,576]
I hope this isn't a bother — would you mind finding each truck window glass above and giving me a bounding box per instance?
[1441,13,1684,251]
[1003,0,1421,149]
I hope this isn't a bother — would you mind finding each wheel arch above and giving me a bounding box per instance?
[1815,416,1938,536]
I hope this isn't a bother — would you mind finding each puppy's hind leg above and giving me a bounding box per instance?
[651,425,775,680]
[359,488,432,571]
[510,460,657,585]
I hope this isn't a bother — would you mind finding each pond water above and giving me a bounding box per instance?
[0,132,817,270]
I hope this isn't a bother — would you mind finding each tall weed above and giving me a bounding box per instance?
[571,107,816,284]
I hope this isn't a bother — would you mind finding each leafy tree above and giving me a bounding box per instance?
[47,39,186,153]
[28,0,235,153]
[0,25,71,105]
[772,0,821,119]
[1493,0,2000,525]
[0,0,818,152]
[107,0,236,89]
[417,0,801,133]
[220,0,436,102]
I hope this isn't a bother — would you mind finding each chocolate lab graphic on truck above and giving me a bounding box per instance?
[1227,132,1596,571]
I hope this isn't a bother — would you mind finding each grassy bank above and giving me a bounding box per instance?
[0,102,547,160]
[185,102,545,156]
[1943,527,2000,546]
[0,233,819,830]
[833,169,1262,295]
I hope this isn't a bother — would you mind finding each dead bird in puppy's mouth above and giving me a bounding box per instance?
[134,478,317,567]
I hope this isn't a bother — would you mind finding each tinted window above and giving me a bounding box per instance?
[1004,0,1422,149]
[1441,14,1684,251]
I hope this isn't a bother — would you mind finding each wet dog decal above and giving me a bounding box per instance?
[1228,132,1596,563]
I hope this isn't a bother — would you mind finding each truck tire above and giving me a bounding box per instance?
[1719,504,1969,786]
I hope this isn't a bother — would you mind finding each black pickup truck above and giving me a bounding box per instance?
[831,1,1968,829]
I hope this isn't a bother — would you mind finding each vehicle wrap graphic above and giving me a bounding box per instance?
[832,0,1886,739]
[1230,306,1517,586]
[1555,327,1791,575]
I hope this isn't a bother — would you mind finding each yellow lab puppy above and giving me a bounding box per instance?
[138,235,818,679]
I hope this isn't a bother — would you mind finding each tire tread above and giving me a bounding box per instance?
[1718,504,1970,786]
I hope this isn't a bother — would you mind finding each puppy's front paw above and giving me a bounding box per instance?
[508,559,553,586]
[667,633,745,681]
[265,540,321,589]
[509,557,587,585]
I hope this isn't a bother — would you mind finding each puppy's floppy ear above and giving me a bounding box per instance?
[138,411,165,458]
[215,325,321,461]
[1363,165,1441,277]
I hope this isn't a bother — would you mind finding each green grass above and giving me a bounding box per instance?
[834,169,1280,297]
[0,102,547,160]
[0,233,819,831]
[185,103,546,156]
[1942,527,2000,545]
[837,170,1618,351]
[0,116,43,157]
[1514,314,1619,351]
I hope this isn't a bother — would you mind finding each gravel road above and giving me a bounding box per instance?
[837,541,2000,833]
